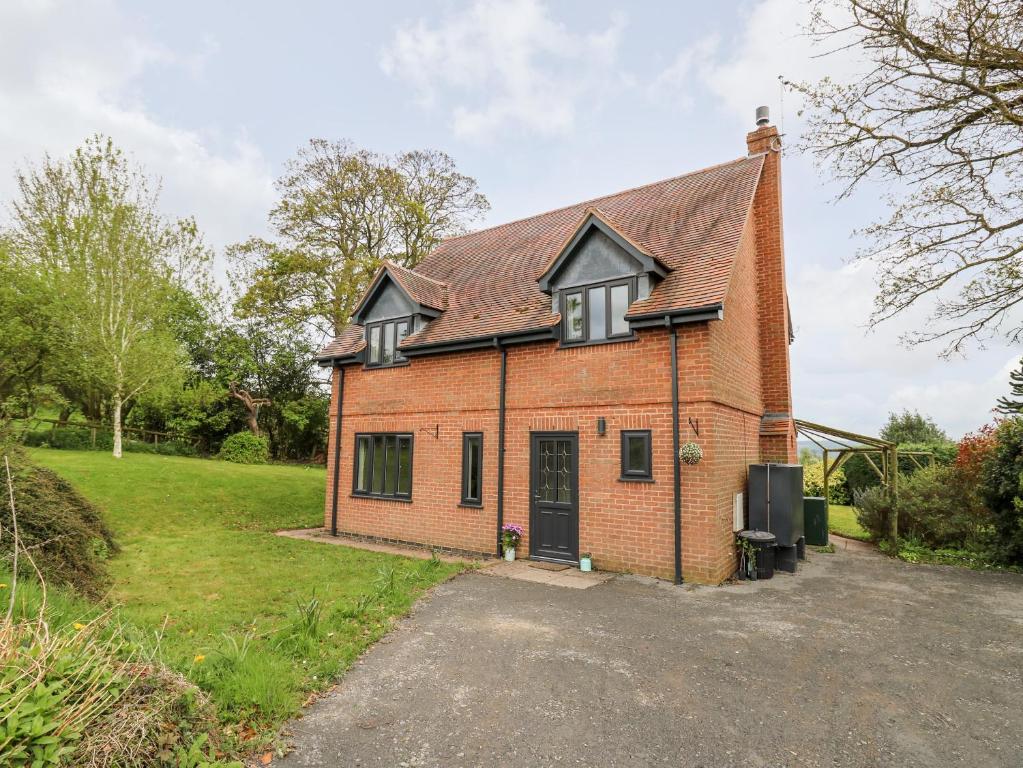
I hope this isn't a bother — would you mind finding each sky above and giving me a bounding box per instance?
[0,0,1017,438]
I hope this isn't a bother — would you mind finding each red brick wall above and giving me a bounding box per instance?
[747,124,798,462]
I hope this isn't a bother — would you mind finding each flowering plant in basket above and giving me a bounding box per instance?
[679,442,703,465]
[501,524,523,552]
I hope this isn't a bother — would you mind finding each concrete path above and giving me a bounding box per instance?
[278,548,1023,768]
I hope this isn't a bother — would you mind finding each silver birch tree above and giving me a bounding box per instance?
[6,136,211,457]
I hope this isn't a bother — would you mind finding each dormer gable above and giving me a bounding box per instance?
[351,261,447,325]
[537,208,669,295]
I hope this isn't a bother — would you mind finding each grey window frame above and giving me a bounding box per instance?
[559,277,635,346]
[460,432,484,507]
[352,432,414,500]
[364,317,412,368]
[620,429,653,481]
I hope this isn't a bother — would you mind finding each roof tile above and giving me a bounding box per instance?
[317,154,764,360]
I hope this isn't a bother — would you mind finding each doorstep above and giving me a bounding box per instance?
[482,559,615,589]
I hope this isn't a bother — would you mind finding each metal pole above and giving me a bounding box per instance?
[329,365,345,536]
[669,325,683,585]
[496,341,507,557]
[889,444,899,547]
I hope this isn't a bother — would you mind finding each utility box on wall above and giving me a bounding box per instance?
[748,464,804,547]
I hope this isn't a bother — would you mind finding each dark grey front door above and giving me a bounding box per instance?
[529,432,579,563]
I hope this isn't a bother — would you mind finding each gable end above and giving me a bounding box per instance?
[537,210,669,294]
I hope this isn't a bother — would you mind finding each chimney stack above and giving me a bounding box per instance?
[745,105,796,463]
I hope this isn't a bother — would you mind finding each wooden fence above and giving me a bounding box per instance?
[13,417,200,449]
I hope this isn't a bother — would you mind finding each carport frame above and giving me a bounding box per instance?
[794,419,934,547]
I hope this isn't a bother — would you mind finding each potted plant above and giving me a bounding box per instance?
[501,524,523,561]
[579,552,593,572]
[736,535,757,581]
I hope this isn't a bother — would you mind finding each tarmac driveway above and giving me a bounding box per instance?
[279,548,1023,768]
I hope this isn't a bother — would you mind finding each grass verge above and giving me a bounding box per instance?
[828,504,872,541]
[27,448,465,757]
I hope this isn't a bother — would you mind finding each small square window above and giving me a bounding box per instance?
[620,430,652,481]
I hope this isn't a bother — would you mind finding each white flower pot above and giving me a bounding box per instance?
[579,557,592,572]
[504,548,516,562]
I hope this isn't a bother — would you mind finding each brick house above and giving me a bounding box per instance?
[316,110,797,584]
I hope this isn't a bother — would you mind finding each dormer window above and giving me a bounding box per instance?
[366,317,411,367]
[561,278,634,345]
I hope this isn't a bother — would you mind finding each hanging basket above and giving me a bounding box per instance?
[679,441,703,465]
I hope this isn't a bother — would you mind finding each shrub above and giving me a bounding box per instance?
[801,459,849,504]
[853,485,892,541]
[894,465,985,549]
[979,418,1023,566]
[854,463,993,550]
[217,432,269,465]
[2,448,117,597]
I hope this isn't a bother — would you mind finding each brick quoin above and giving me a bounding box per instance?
[322,119,797,585]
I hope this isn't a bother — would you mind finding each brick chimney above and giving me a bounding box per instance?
[746,106,796,462]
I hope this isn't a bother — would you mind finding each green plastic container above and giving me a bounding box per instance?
[803,497,829,546]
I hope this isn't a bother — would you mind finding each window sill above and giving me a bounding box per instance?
[350,493,413,504]
[458,502,484,510]
[363,360,411,370]
[618,475,655,484]
[559,334,637,350]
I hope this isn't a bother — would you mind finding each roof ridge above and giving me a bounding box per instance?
[385,259,448,287]
[433,154,760,247]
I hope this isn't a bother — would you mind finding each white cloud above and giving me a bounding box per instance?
[380,0,628,141]
[0,0,274,256]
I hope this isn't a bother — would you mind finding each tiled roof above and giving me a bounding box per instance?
[317,154,764,360]
[383,260,448,311]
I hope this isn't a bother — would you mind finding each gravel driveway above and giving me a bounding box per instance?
[279,548,1023,768]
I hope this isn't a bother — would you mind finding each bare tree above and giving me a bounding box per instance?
[795,0,1023,353]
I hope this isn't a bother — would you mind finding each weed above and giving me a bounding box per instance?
[293,592,323,639]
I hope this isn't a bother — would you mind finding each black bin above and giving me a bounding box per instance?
[738,529,777,580]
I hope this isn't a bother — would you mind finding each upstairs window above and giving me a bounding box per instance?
[561,278,634,345]
[366,318,411,367]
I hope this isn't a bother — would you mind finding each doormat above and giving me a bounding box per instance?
[529,562,570,572]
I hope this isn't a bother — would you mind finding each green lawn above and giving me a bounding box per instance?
[828,503,872,541]
[28,449,464,738]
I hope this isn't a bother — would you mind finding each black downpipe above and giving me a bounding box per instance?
[330,364,345,536]
[669,324,683,584]
[496,341,508,556]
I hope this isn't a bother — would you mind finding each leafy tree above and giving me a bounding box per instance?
[996,357,1023,414]
[229,140,488,338]
[879,410,948,444]
[6,136,212,457]
[979,417,1023,565]
[795,0,1023,352]
[0,239,52,410]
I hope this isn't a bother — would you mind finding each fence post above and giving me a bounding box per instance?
[91,427,97,448]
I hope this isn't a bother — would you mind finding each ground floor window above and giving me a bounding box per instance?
[353,433,413,499]
[620,430,652,480]
[461,432,483,506]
